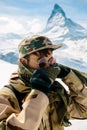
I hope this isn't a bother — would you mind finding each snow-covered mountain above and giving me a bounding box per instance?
[0,3,87,72]
[45,4,87,41]
[0,32,24,64]
[42,4,87,72]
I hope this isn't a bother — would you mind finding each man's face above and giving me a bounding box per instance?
[28,49,54,69]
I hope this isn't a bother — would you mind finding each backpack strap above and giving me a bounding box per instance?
[4,84,26,109]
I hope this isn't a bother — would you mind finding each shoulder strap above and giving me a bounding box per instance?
[4,85,26,109]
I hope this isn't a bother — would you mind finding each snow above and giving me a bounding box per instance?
[0,60,17,87]
[64,120,87,130]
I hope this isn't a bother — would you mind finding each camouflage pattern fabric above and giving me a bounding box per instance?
[0,61,87,129]
[18,35,63,58]
[59,64,87,87]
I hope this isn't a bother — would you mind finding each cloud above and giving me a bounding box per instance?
[26,19,45,33]
[0,17,24,34]
[0,16,45,34]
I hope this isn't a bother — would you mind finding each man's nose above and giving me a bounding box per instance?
[38,58,47,68]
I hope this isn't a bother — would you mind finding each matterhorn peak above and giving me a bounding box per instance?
[50,3,66,18]
[46,3,66,31]
[45,3,87,39]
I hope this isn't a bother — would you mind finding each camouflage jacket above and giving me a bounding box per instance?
[0,62,87,130]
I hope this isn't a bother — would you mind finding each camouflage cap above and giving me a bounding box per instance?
[18,35,63,58]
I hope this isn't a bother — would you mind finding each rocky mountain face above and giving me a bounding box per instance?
[45,4,87,41]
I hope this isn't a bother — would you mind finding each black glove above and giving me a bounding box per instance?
[30,69,52,96]
[57,64,70,78]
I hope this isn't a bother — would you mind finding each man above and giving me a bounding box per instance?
[0,35,87,130]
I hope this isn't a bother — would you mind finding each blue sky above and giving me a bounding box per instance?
[0,0,87,21]
[0,0,87,34]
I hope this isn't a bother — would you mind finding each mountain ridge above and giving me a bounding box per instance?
[45,3,87,41]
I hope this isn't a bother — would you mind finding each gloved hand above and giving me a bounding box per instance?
[30,69,52,96]
[57,64,70,78]
[43,63,70,81]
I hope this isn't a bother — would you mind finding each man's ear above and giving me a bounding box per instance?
[20,58,27,64]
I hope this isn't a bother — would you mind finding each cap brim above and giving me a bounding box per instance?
[36,43,63,51]
[27,44,63,55]
[50,44,63,50]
